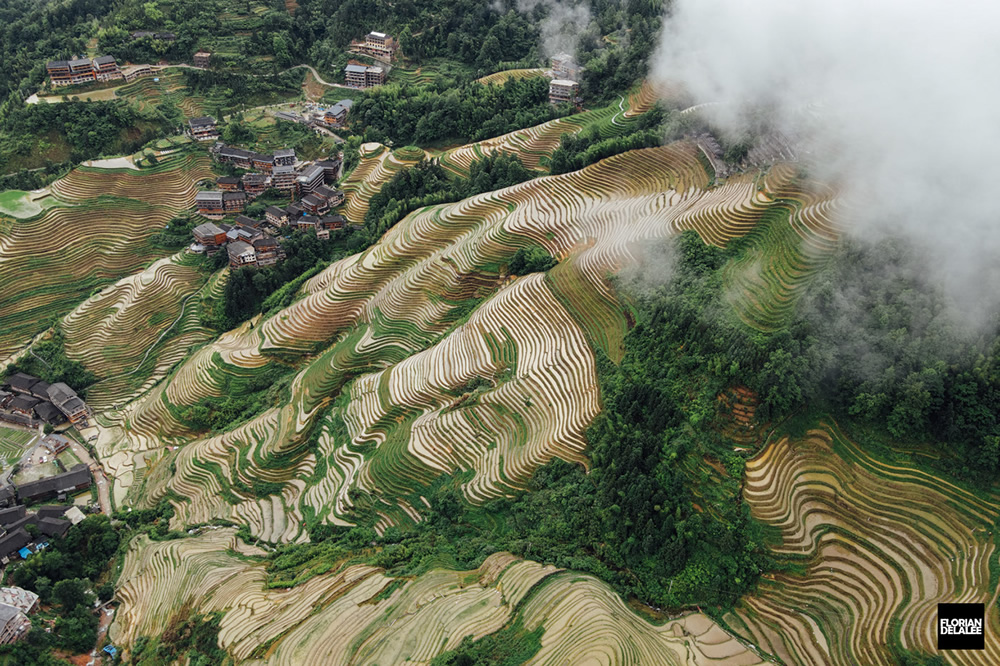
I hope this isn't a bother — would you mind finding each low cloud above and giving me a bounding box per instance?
[651,0,1000,321]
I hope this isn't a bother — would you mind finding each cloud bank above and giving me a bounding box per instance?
[517,0,592,60]
[651,0,1000,319]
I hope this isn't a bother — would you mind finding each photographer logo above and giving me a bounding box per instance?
[938,603,985,650]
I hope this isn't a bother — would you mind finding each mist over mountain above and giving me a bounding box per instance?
[652,0,1000,322]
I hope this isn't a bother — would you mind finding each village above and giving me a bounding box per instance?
[185,138,351,268]
[0,373,102,646]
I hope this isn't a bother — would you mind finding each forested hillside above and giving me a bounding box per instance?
[2,0,999,663]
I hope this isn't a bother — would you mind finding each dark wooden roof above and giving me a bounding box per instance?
[38,517,71,538]
[5,373,39,393]
[0,506,26,527]
[33,401,65,425]
[0,529,30,559]
[15,464,91,502]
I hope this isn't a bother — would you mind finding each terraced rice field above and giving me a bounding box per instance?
[61,250,216,410]
[113,69,213,117]
[111,529,768,665]
[340,142,423,224]
[94,144,819,538]
[438,88,657,176]
[0,426,36,466]
[724,422,1000,665]
[0,149,213,361]
[724,164,842,331]
[339,88,660,228]
[475,68,548,86]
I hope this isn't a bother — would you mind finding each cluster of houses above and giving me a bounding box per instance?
[192,215,285,268]
[0,374,92,430]
[548,53,581,106]
[0,587,41,645]
[272,99,354,132]
[196,143,343,212]
[45,46,213,91]
[0,434,92,572]
[191,143,350,266]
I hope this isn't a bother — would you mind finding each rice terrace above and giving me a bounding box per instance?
[0,0,997,664]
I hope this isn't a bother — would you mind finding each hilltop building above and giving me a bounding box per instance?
[46,56,123,87]
[549,79,579,106]
[550,53,581,81]
[344,64,384,89]
[351,31,398,63]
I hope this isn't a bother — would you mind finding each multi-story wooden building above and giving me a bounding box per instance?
[93,55,123,82]
[45,383,92,427]
[251,153,274,173]
[549,79,580,106]
[193,51,212,68]
[274,148,296,167]
[195,191,225,217]
[300,193,330,216]
[188,116,219,141]
[217,176,241,191]
[67,58,96,85]
[216,146,253,168]
[265,206,289,227]
[45,61,73,87]
[315,184,345,206]
[272,165,297,191]
[242,173,269,197]
[252,237,284,266]
[223,191,248,213]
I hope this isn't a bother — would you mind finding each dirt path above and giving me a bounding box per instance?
[67,436,111,514]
